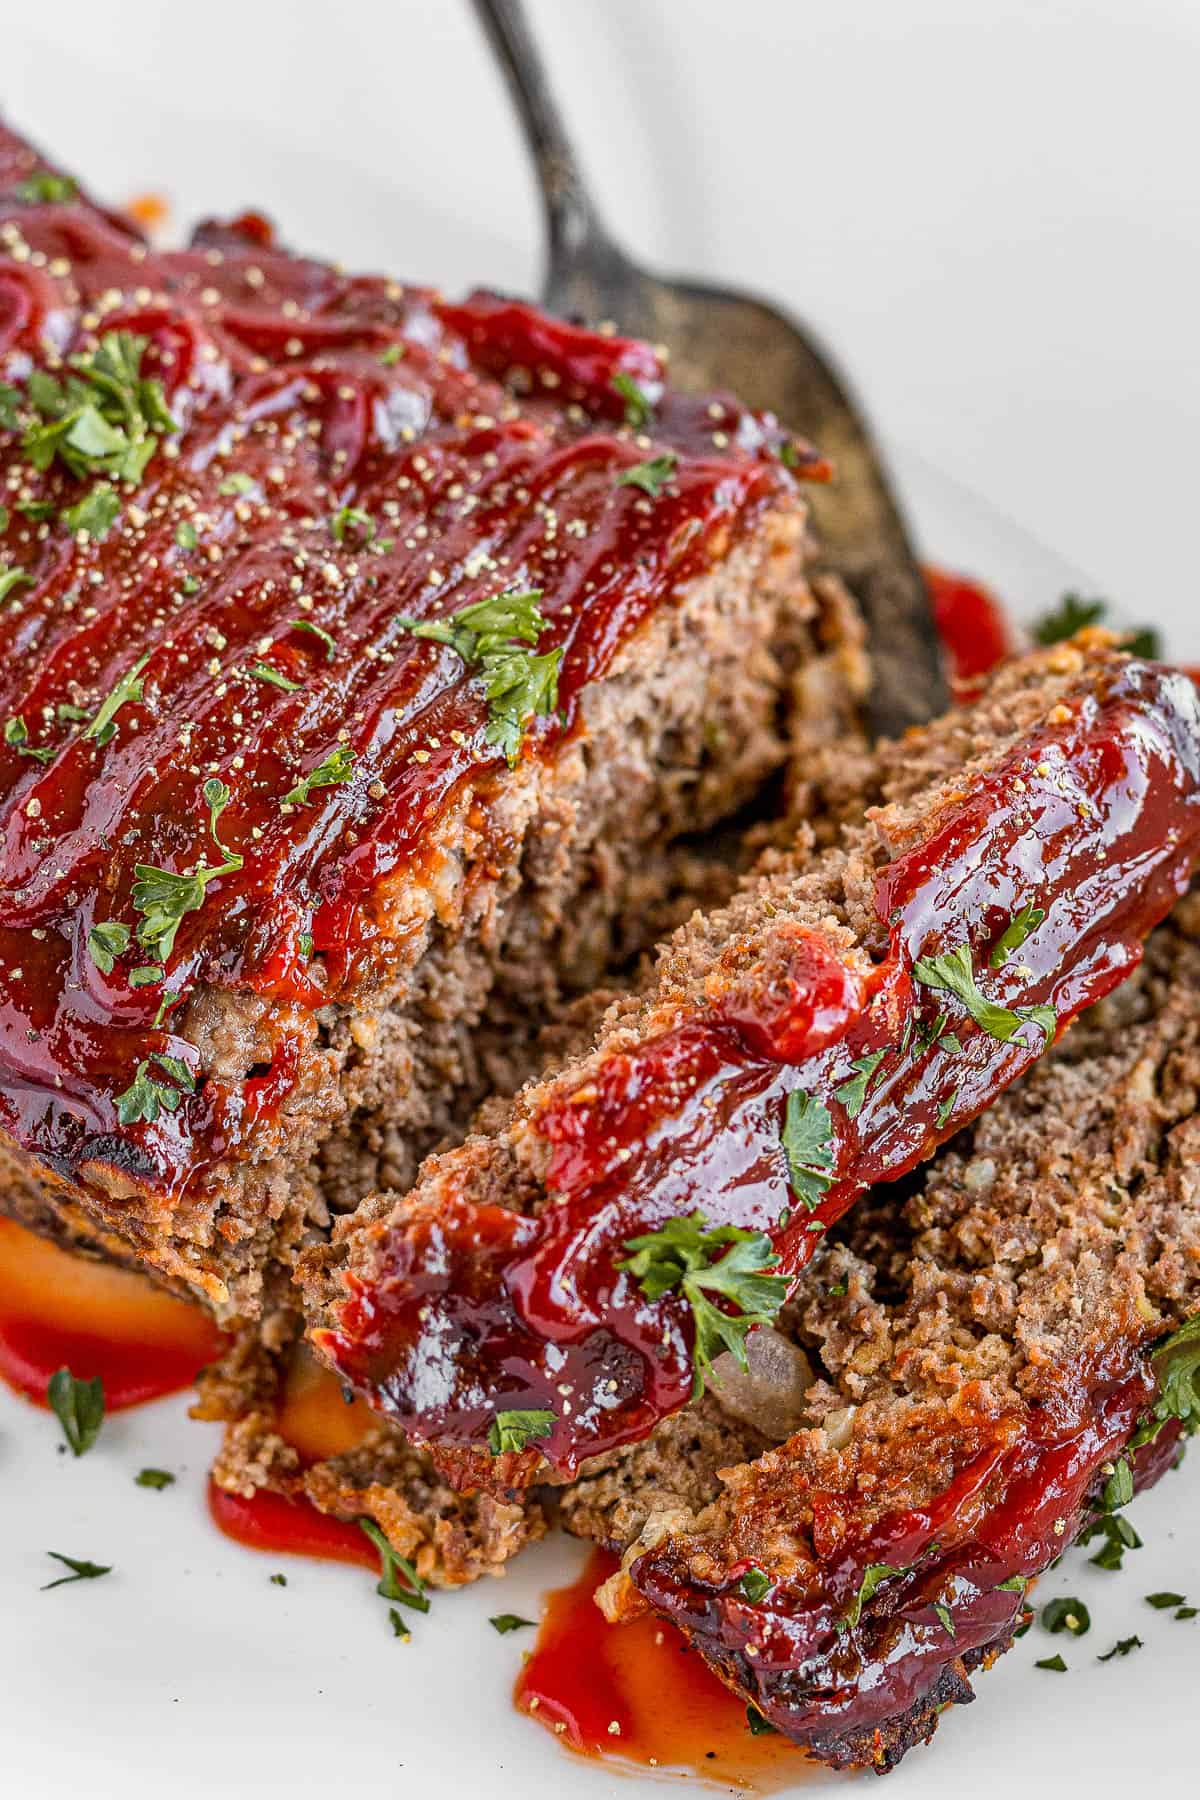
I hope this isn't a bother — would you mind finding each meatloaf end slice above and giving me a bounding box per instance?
[0,123,864,1319]
[562,896,1200,1771]
[310,641,1200,1487]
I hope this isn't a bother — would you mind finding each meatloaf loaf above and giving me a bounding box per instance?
[312,639,1200,1486]
[560,895,1200,1771]
[0,124,863,1318]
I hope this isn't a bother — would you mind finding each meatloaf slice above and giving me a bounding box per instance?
[0,124,862,1319]
[311,641,1200,1489]
[562,897,1200,1771]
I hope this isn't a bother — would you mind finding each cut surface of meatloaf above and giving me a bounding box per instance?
[560,898,1200,1771]
[311,640,1200,1487]
[0,124,864,1319]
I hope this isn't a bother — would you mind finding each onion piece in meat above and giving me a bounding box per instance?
[708,1326,815,1440]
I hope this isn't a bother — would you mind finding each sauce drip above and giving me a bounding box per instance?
[517,1548,799,1789]
[0,1215,222,1406]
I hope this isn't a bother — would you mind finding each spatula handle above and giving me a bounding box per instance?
[470,0,620,296]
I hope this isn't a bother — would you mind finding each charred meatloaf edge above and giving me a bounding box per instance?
[310,639,1200,1484]
[560,894,1200,1771]
[0,123,867,1320]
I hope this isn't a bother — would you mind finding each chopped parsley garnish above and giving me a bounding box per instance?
[1080,1510,1142,1571]
[620,1210,787,1399]
[933,1601,956,1637]
[4,715,54,763]
[1129,1312,1200,1449]
[282,744,356,807]
[330,504,375,544]
[289,618,337,660]
[398,588,563,768]
[85,651,150,746]
[218,472,255,497]
[62,481,120,538]
[174,520,198,549]
[270,1573,288,1587]
[612,370,653,429]
[487,1409,557,1456]
[936,1089,959,1129]
[129,964,164,987]
[131,853,242,962]
[739,1567,773,1604]
[1041,1596,1090,1637]
[248,661,301,692]
[1145,1591,1186,1610]
[913,942,1056,1048]
[745,1706,777,1737]
[114,1054,196,1125]
[0,503,7,530]
[15,169,78,204]
[1098,1636,1143,1662]
[379,344,405,367]
[42,1552,111,1590]
[834,1051,886,1120]
[997,1574,1028,1593]
[615,452,677,497]
[842,1562,904,1632]
[358,1518,430,1612]
[1035,1653,1068,1672]
[47,1368,104,1457]
[990,903,1046,969]
[297,932,314,960]
[0,384,21,429]
[0,563,32,604]
[135,1468,175,1490]
[781,1089,836,1209]
[22,331,175,486]
[1034,593,1160,660]
[489,1613,535,1635]
[389,1608,411,1640]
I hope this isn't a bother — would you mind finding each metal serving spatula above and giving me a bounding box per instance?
[471,0,947,737]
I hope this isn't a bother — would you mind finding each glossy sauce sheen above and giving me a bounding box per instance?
[517,1546,799,1788]
[323,660,1200,1479]
[0,125,815,1201]
[633,1368,1184,1751]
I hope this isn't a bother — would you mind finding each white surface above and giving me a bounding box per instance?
[2,6,1199,1796]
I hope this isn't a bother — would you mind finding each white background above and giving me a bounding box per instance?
[3,4,1199,1796]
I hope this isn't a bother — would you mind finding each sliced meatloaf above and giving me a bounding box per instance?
[0,124,863,1319]
[311,640,1200,1487]
[561,895,1200,1771]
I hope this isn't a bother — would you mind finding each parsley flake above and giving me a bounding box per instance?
[4,715,55,763]
[249,661,301,692]
[1098,1636,1143,1662]
[175,521,198,549]
[114,1055,195,1125]
[990,903,1046,969]
[781,1089,836,1209]
[615,452,677,497]
[1145,1591,1186,1610]
[22,331,175,485]
[489,1613,536,1635]
[842,1562,904,1632]
[62,481,120,538]
[1034,593,1160,659]
[218,472,255,497]
[397,588,563,768]
[913,942,1056,1048]
[1042,1596,1090,1637]
[42,1552,111,1590]
[834,1051,886,1120]
[487,1409,557,1456]
[1035,1653,1068,1672]
[289,618,337,660]
[85,651,150,746]
[620,1210,787,1398]
[933,1601,956,1638]
[330,504,375,544]
[15,169,77,204]
[282,744,356,808]
[47,1368,104,1456]
[135,1468,175,1490]
[0,563,32,605]
[745,1706,777,1737]
[739,1567,773,1604]
[358,1518,430,1612]
[611,370,653,429]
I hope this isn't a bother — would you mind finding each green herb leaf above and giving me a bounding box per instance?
[834,1051,886,1120]
[3,715,55,763]
[0,383,21,430]
[42,1552,111,1590]
[114,1058,190,1125]
[745,1706,777,1737]
[1098,1636,1143,1662]
[1176,1605,1198,1620]
[1041,1596,1090,1637]
[270,1573,288,1586]
[218,472,255,497]
[379,344,405,367]
[0,563,32,605]
[47,1368,104,1456]
[1103,1457,1135,1510]
[62,481,120,538]
[248,660,301,692]
[990,903,1046,969]
[135,1468,175,1490]
[15,169,78,204]
[913,941,1056,1048]
[131,844,242,962]
[781,1089,836,1209]
[997,1574,1028,1593]
[1128,1313,1200,1453]
[1034,593,1161,660]
[935,1088,959,1130]
[289,618,337,660]
[489,1613,536,1634]
[388,1607,411,1639]
[174,520,198,549]
[297,932,314,960]
[933,1601,956,1638]
[612,370,653,429]
[1080,1510,1142,1571]
[397,588,563,769]
[282,744,356,807]
[1035,1653,1068,1672]
[615,452,677,497]
[330,505,375,544]
[358,1517,430,1612]
[87,920,131,974]
[128,964,164,987]
[739,1567,773,1604]
[22,331,175,485]
[487,1409,557,1456]
[1145,1591,1186,1610]
[620,1210,788,1399]
[85,651,150,745]
[842,1562,904,1632]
